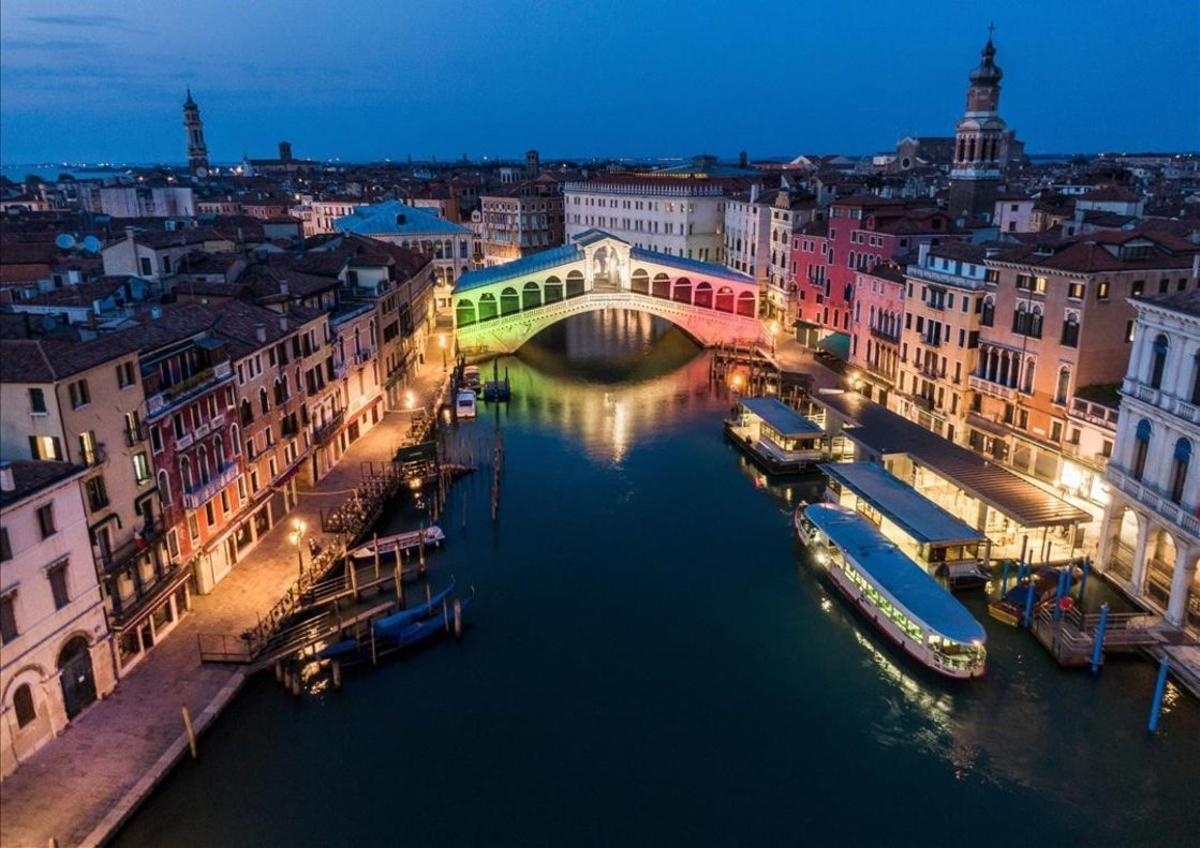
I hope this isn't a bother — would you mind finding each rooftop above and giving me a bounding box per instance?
[334,200,470,236]
[0,460,85,509]
[740,397,824,437]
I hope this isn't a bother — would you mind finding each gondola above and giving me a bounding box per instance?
[346,526,445,563]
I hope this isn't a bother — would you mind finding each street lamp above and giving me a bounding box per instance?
[438,333,448,372]
[290,518,307,577]
[769,320,780,355]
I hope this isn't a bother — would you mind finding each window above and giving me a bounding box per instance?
[0,527,9,561]
[1096,281,1110,301]
[1131,279,1145,296]
[116,361,136,388]
[1061,313,1080,347]
[29,435,62,461]
[0,592,17,643]
[13,683,35,727]
[1149,334,1169,389]
[158,469,171,504]
[1132,419,1152,481]
[28,387,46,414]
[1067,283,1085,300]
[1055,368,1071,405]
[1170,438,1191,504]
[981,298,995,327]
[68,379,90,409]
[140,257,152,276]
[47,561,69,610]
[84,475,109,511]
[36,503,55,538]
[133,452,151,485]
[1193,351,1200,405]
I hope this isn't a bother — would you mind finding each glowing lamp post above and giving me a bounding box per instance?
[289,518,307,578]
[438,333,448,372]
[769,320,780,355]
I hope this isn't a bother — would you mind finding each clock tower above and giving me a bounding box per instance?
[183,88,210,177]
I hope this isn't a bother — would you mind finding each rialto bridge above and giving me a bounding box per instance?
[452,230,766,355]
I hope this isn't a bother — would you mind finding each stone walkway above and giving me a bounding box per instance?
[0,339,448,848]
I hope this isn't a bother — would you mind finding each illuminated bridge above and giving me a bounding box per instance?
[452,230,765,355]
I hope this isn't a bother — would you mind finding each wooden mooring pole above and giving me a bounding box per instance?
[181,705,198,759]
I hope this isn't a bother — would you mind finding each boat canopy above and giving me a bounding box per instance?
[820,461,986,547]
[739,397,823,438]
[805,503,986,645]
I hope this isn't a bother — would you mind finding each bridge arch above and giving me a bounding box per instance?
[456,299,476,327]
[500,287,520,316]
[566,271,585,298]
[737,291,756,316]
[694,281,712,308]
[478,292,498,322]
[545,276,563,303]
[652,273,670,299]
[715,286,734,313]
[631,268,650,294]
[673,277,692,304]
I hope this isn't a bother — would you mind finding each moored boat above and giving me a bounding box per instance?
[987,565,1071,626]
[456,389,477,418]
[724,397,827,476]
[372,578,458,640]
[346,526,445,562]
[795,502,987,679]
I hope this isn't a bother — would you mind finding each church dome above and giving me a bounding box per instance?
[969,37,1003,86]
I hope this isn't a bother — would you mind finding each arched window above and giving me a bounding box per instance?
[477,293,498,322]
[259,387,269,415]
[565,271,585,298]
[455,299,477,327]
[499,287,520,316]
[631,269,650,295]
[694,282,713,309]
[673,277,692,304]
[651,273,671,299]
[1193,350,1200,405]
[180,457,193,492]
[214,436,226,469]
[715,286,735,313]
[1132,419,1152,481]
[1170,438,1191,504]
[1149,334,1168,389]
[522,282,541,311]
[736,291,756,317]
[544,276,563,304]
[197,446,211,484]
[1061,312,1080,347]
[1055,367,1070,404]
[981,296,995,327]
[1012,301,1028,334]
[13,683,36,728]
[231,424,241,454]
[1029,305,1043,339]
[240,399,253,426]
[1023,357,1036,393]
[158,469,171,504]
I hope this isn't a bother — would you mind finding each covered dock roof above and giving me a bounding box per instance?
[811,391,1090,528]
[820,462,986,547]
[806,503,986,645]
[740,397,824,437]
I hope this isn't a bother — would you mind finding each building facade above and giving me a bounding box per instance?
[1099,290,1200,632]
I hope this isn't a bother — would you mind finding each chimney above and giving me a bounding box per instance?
[124,225,136,242]
[279,279,289,297]
[0,461,14,493]
[750,183,760,204]
[255,322,266,343]
[279,314,288,332]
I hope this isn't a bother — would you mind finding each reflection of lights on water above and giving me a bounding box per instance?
[610,398,628,464]
[820,597,833,613]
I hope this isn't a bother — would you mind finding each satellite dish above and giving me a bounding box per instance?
[54,233,77,250]
[82,235,102,253]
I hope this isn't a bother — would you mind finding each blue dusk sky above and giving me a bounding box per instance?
[1,0,1196,165]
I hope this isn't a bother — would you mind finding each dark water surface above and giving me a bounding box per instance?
[115,312,1199,847]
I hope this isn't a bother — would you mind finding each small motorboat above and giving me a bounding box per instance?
[372,578,457,640]
[346,526,445,563]
[462,366,481,391]
[987,565,1072,626]
[456,389,477,419]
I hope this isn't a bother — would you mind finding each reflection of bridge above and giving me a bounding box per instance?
[453,230,765,355]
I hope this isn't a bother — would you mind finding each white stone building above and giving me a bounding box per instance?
[1,461,116,779]
[1099,289,1200,632]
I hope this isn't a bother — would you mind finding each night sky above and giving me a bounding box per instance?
[1,0,1196,164]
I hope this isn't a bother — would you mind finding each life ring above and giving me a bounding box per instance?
[1059,596,1074,612]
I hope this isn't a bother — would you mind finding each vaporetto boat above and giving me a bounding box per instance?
[795,502,987,679]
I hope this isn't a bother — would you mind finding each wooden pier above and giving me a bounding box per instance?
[1030,605,1192,668]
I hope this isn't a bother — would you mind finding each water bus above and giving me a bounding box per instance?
[796,502,987,679]
[820,461,990,590]
[724,397,827,475]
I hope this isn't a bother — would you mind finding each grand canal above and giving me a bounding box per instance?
[116,312,1199,847]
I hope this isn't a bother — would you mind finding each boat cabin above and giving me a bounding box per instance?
[455,389,477,419]
[820,461,989,588]
[726,397,827,473]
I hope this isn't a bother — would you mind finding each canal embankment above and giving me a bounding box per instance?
[0,339,451,848]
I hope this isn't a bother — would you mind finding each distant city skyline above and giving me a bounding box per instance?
[1,0,1197,165]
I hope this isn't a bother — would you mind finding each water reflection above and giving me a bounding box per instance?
[500,311,717,464]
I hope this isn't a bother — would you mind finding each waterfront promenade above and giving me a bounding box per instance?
[0,340,448,848]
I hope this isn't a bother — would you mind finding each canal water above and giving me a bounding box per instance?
[116,312,1198,847]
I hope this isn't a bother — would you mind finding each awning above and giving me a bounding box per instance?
[816,332,851,361]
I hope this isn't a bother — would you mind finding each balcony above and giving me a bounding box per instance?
[353,347,374,365]
[105,559,189,631]
[969,374,1016,401]
[96,515,165,574]
[905,263,988,290]
[181,462,240,510]
[124,422,147,447]
[918,362,944,380]
[912,394,934,411]
[922,333,942,349]
[868,326,900,344]
[81,443,108,467]
[145,360,234,419]
[311,409,345,445]
[1123,377,1200,425]
[1107,463,1200,541]
[1069,396,1119,431]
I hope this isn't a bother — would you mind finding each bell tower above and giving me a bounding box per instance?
[948,27,1014,224]
[183,88,210,177]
